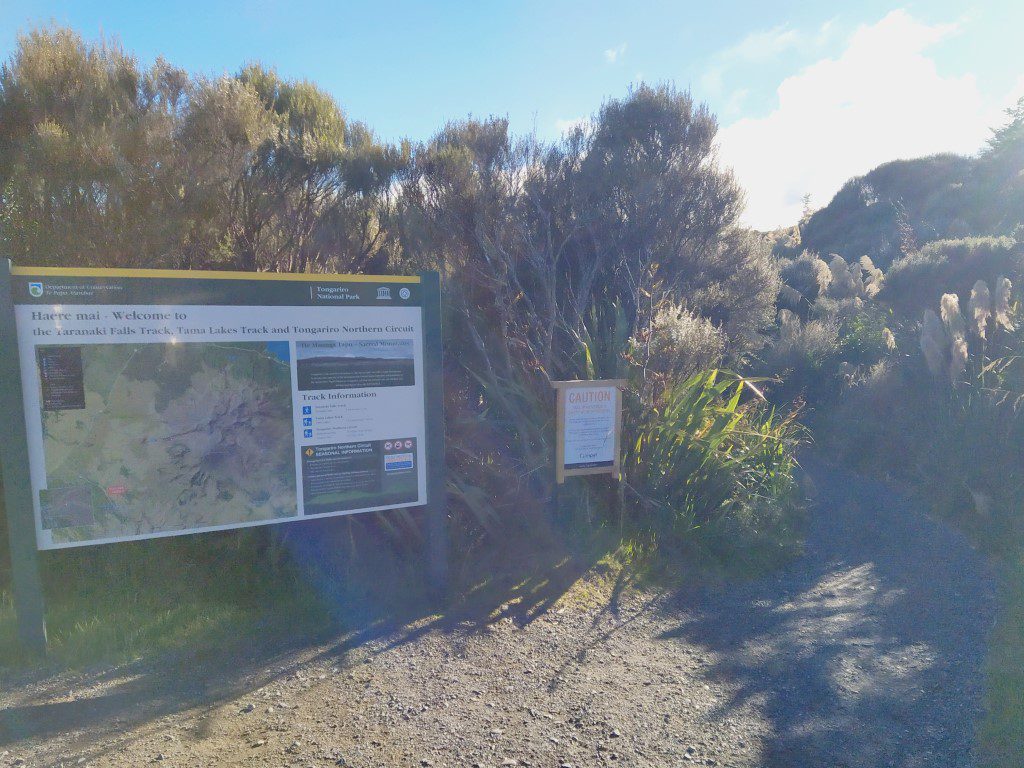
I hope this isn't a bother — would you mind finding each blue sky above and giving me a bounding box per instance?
[2,1,1023,228]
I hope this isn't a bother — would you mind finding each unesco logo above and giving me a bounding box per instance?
[28,282,43,298]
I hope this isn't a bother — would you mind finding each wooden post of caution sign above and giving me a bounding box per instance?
[551,379,626,527]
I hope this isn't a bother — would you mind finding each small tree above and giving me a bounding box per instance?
[231,65,404,274]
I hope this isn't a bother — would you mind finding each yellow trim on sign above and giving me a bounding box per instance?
[10,265,421,283]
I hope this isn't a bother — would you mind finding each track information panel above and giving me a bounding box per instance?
[8,267,430,550]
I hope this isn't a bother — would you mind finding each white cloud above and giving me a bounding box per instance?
[717,10,1019,230]
[604,43,627,64]
[725,25,801,62]
[723,88,750,116]
[701,25,801,96]
[814,18,838,48]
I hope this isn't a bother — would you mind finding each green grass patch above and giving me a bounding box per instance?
[980,551,1024,768]
[0,528,332,670]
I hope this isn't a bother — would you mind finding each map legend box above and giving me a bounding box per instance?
[36,346,86,411]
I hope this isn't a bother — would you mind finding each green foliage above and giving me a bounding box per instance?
[837,305,893,366]
[624,370,804,564]
[757,311,844,405]
[0,527,330,669]
[231,65,405,273]
[397,89,783,534]
[1,28,256,267]
[638,300,727,389]
[0,27,403,273]
[566,85,779,350]
[975,97,1024,237]
[981,552,1024,768]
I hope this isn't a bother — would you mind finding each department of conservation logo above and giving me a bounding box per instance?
[28,282,43,298]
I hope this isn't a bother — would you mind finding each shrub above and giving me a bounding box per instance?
[758,310,842,401]
[882,236,1023,316]
[837,304,895,367]
[823,276,1024,555]
[642,302,726,382]
[800,154,976,268]
[624,369,804,565]
[399,90,783,538]
[827,254,865,299]
[779,251,832,309]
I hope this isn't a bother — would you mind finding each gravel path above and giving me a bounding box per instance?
[0,457,997,767]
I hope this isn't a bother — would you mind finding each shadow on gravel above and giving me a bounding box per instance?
[281,520,631,693]
[658,455,996,768]
[0,639,315,750]
[0,509,608,758]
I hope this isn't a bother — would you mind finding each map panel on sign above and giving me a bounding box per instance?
[37,341,296,544]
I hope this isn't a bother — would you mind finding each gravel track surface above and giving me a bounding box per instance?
[0,457,996,767]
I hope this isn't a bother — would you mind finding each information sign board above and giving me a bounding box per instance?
[0,264,446,652]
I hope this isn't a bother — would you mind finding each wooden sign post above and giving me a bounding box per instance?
[551,379,627,529]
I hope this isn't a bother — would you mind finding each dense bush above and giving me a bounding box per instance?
[779,251,831,310]
[882,236,1022,316]
[789,99,1024,276]
[757,310,842,404]
[0,28,797,583]
[642,302,727,384]
[0,28,404,272]
[798,154,974,268]
[821,289,1023,559]
[395,87,783,537]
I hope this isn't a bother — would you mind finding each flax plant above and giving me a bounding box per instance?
[623,369,803,543]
